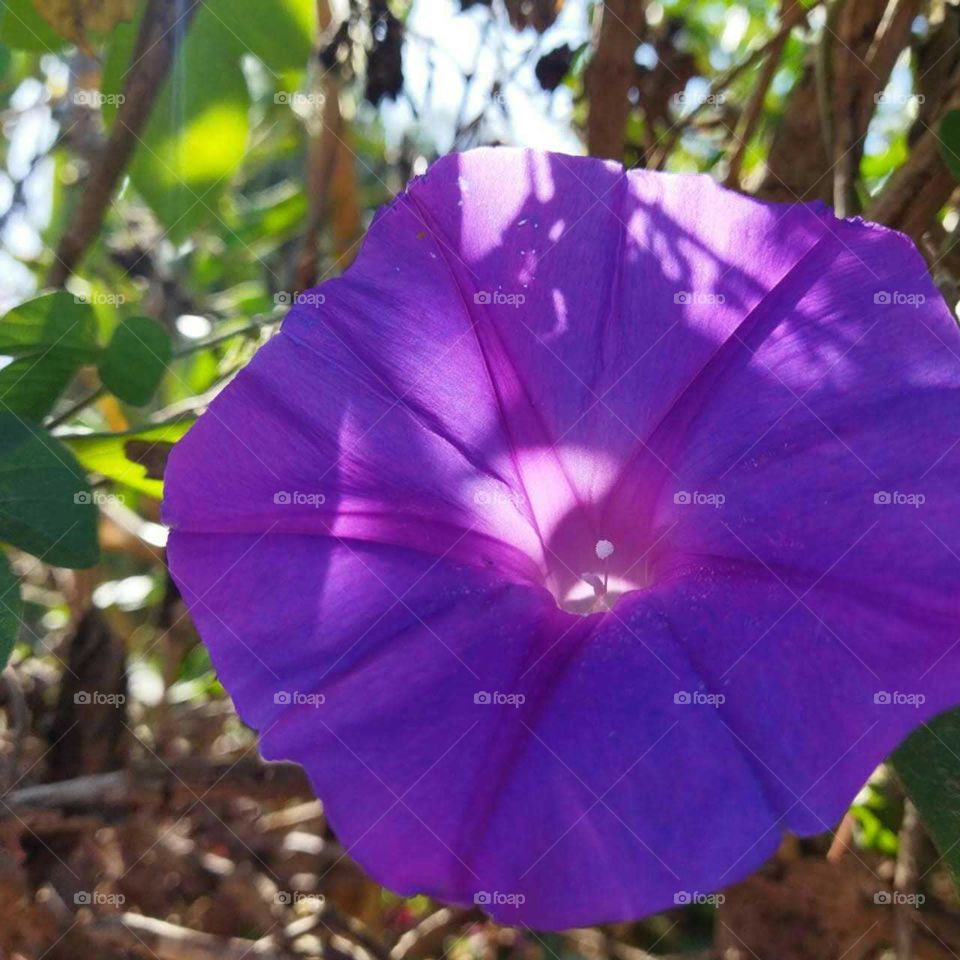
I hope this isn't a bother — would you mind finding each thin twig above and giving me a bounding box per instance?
[815,0,841,208]
[47,0,203,286]
[296,76,345,291]
[725,0,804,186]
[866,78,960,237]
[860,0,922,125]
[1,758,311,813]
[585,0,646,161]
[651,0,825,170]
[174,318,277,358]
[390,908,472,960]
[44,386,105,430]
[452,11,495,142]
[296,1,341,291]
[827,809,857,863]
[320,902,391,960]
[894,798,921,960]
[89,913,292,960]
[0,667,29,793]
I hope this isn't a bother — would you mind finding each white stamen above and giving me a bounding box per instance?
[581,573,605,596]
[595,539,614,561]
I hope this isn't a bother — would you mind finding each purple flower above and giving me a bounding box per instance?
[164,148,960,929]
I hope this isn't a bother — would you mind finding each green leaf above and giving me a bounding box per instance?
[99,16,136,122]
[99,316,172,406]
[30,0,135,49]
[0,353,82,420]
[0,292,99,418]
[203,0,315,72]
[0,414,98,568]
[65,420,193,499]
[0,0,65,51]
[0,291,98,359]
[103,7,251,238]
[895,709,960,884]
[938,111,960,181]
[0,552,20,669]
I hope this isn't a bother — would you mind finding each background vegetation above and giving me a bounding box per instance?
[1,0,960,956]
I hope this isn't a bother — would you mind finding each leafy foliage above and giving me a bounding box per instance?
[99,316,172,406]
[939,110,960,181]
[1,0,960,953]
[0,292,98,417]
[896,714,960,883]
[0,413,96,568]
[0,0,65,51]
[66,420,191,498]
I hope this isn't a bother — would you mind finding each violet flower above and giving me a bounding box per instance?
[164,148,960,929]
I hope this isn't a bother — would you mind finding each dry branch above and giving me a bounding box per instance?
[866,89,960,239]
[585,0,646,160]
[1,757,311,817]
[390,907,474,960]
[725,0,805,187]
[89,912,292,960]
[651,3,825,171]
[894,799,921,960]
[758,0,892,204]
[47,0,203,286]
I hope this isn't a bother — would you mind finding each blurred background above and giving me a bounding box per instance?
[2,0,960,956]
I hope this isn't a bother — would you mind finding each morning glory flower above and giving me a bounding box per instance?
[164,148,960,929]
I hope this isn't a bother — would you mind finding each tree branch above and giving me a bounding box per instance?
[47,0,203,287]
[651,3,825,172]
[89,913,292,960]
[866,88,960,239]
[585,0,646,160]
[0,757,311,816]
[725,0,805,186]
[757,0,892,204]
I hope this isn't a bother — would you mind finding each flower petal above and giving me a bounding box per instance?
[164,147,960,930]
[650,216,960,613]
[647,562,960,835]
[163,326,541,581]
[166,149,836,592]
[169,525,960,928]
[168,531,782,928]
[390,150,830,561]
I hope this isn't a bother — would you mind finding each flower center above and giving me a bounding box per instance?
[555,539,645,615]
